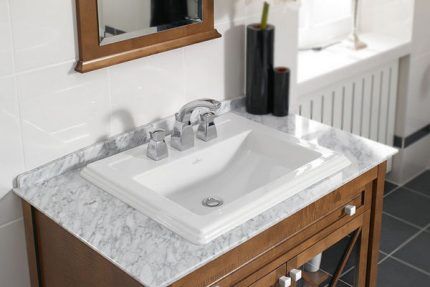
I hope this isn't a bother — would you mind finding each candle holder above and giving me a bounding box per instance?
[272,67,290,117]
[245,24,275,115]
[343,0,367,50]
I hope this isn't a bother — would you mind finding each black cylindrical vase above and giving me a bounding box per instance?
[272,67,290,117]
[246,24,274,115]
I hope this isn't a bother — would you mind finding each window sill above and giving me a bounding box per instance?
[297,33,411,96]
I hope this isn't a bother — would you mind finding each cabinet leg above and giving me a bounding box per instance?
[366,162,387,287]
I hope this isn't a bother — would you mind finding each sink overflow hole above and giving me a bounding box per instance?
[202,197,223,208]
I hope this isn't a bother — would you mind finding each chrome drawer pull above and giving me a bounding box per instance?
[279,276,291,287]
[290,269,302,281]
[345,204,357,216]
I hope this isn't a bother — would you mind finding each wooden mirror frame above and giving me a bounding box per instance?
[75,0,220,73]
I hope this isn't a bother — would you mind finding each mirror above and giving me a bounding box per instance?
[75,0,219,73]
[97,0,203,45]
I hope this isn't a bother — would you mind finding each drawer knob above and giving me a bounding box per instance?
[290,269,302,281]
[345,204,357,216]
[279,276,291,287]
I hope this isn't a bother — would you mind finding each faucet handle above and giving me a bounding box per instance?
[197,112,218,142]
[200,111,216,122]
[147,129,168,161]
[149,129,166,142]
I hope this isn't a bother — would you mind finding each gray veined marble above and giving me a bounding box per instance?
[14,98,240,190]
[14,98,396,287]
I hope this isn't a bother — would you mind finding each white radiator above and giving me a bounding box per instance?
[298,60,399,147]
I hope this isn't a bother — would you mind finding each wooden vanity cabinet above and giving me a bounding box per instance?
[208,197,370,287]
[22,163,386,287]
[285,210,370,287]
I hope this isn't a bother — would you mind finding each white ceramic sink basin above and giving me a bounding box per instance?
[82,113,350,244]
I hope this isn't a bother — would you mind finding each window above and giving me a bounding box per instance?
[299,0,352,49]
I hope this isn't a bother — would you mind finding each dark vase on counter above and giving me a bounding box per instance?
[272,67,290,116]
[246,24,274,115]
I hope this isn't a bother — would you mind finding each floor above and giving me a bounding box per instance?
[319,170,430,286]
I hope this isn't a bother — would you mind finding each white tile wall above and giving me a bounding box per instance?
[0,220,30,287]
[270,5,299,112]
[17,63,111,169]
[410,0,430,56]
[9,0,76,71]
[0,193,22,227]
[389,135,430,184]
[109,49,187,135]
[214,0,246,25]
[0,1,299,286]
[390,0,430,183]
[0,77,24,199]
[360,0,414,41]
[184,21,246,103]
[0,0,14,77]
[402,0,430,136]
[404,51,430,135]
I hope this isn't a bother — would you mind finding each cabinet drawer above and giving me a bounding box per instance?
[236,264,286,287]
[302,180,372,231]
[229,191,368,285]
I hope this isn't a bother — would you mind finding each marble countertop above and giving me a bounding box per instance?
[14,103,397,287]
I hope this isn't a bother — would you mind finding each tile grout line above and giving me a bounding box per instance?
[320,267,353,287]
[389,255,430,277]
[0,0,76,80]
[319,251,357,286]
[340,266,355,277]
[379,177,430,273]
[383,185,401,198]
[401,185,430,200]
[106,68,114,137]
[12,75,27,170]
[390,169,428,188]
[0,217,23,230]
[5,0,16,74]
[5,0,28,171]
[379,250,389,264]
[381,223,430,264]
[338,278,353,287]
[378,251,391,265]
[0,59,77,80]
[382,211,423,230]
[384,177,400,186]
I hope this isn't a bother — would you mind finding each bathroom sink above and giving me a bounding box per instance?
[82,113,350,244]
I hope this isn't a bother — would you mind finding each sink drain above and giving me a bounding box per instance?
[202,196,224,208]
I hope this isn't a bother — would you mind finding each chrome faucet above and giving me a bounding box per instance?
[171,99,221,151]
[197,111,217,142]
[146,129,168,161]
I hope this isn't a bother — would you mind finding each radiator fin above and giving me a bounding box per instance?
[299,60,399,147]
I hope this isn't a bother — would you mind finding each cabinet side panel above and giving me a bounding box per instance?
[33,211,144,287]
[22,201,40,287]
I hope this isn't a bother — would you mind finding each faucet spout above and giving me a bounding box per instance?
[175,99,221,124]
[171,98,221,151]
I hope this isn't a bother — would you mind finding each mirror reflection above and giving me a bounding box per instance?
[97,0,203,45]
